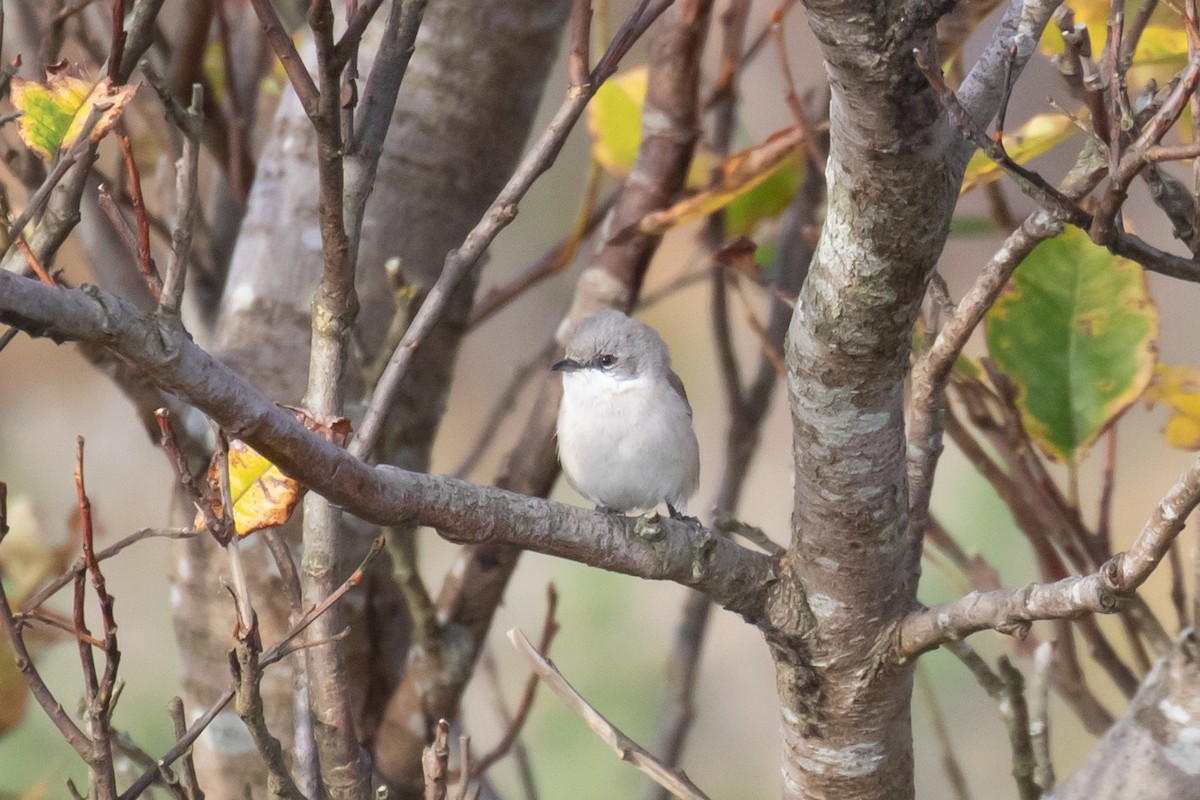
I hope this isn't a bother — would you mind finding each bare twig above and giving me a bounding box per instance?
[423,719,451,800]
[0,513,91,758]
[902,449,1200,655]
[508,628,713,800]
[1029,641,1055,792]
[350,0,676,458]
[119,536,385,799]
[246,0,318,115]
[160,84,203,317]
[948,642,1040,800]
[471,585,561,779]
[115,128,162,300]
[19,526,199,613]
[168,697,204,800]
[74,438,120,798]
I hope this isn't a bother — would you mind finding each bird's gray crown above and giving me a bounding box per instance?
[562,309,671,379]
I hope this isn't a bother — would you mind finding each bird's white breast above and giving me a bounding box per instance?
[556,370,699,513]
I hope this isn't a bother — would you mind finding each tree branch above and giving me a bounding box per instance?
[0,271,775,619]
[901,451,1200,656]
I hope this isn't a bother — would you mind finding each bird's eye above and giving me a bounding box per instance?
[597,354,617,368]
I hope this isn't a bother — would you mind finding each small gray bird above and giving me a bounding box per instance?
[553,309,699,517]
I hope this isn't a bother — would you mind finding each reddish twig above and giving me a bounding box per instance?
[119,535,386,799]
[14,235,55,285]
[769,9,826,170]
[109,0,127,78]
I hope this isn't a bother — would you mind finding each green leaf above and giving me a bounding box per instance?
[588,67,647,178]
[10,68,137,162]
[725,155,802,236]
[587,65,715,186]
[985,227,1158,462]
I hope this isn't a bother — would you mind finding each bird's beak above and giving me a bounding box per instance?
[552,358,582,372]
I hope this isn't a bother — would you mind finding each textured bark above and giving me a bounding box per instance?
[776,1,959,797]
[173,0,572,792]
[1051,637,1200,800]
[373,2,714,792]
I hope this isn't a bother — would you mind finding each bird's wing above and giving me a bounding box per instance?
[667,369,693,417]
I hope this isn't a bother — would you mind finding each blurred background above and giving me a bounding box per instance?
[4,0,1200,798]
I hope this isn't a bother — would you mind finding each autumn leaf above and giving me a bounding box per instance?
[0,496,71,606]
[196,407,351,538]
[10,64,137,162]
[1145,364,1200,450]
[198,440,305,538]
[638,127,804,236]
[587,65,715,186]
[985,228,1159,462]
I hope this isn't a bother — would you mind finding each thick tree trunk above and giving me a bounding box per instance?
[1050,636,1200,800]
[774,2,960,797]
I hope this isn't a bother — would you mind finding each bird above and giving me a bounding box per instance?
[552,309,699,517]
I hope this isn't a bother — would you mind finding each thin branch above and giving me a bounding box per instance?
[115,128,162,300]
[20,527,199,613]
[508,628,713,800]
[0,271,776,619]
[901,450,1200,655]
[423,719,451,800]
[119,536,385,800]
[947,642,1041,800]
[350,0,676,458]
[160,84,203,318]
[246,0,319,116]
[0,549,92,757]
[471,585,560,779]
[167,698,203,800]
[569,0,593,87]
[1029,641,1055,792]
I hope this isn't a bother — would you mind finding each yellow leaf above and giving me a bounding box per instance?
[0,497,71,607]
[638,127,804,236]
[10,65,137,162]
[587,65,715,187]
[196,407,351,538]
[1146,364,1200,450]
[961,113,1079,193]
[0,633,28,735]
[198,441,304,538]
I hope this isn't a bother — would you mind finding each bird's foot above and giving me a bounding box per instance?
[667,504,700,525]
[594,504,625,516]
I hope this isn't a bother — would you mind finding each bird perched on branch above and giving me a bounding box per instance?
[553,309,699,518]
